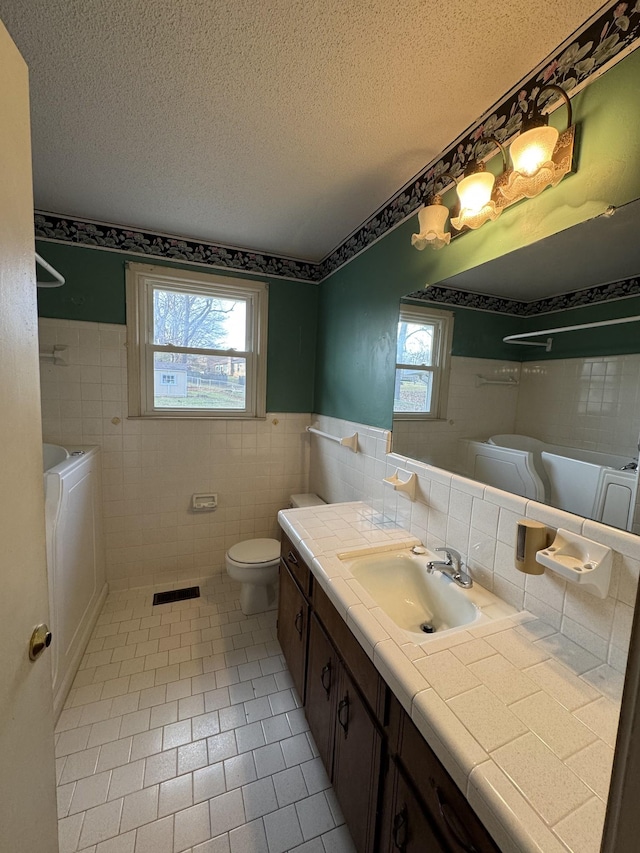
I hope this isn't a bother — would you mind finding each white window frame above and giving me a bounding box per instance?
[393,305,453,420]
[126,263,268,418]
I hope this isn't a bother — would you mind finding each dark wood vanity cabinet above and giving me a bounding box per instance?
[305,614,337,774]
[332,662,383,853]
[382,695,500,853]
[393,706,500,853]
[277,536,500,853]
[277,552,309,703]
[381,758,446,853]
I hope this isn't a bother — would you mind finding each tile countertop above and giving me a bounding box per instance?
[278,502,623,853]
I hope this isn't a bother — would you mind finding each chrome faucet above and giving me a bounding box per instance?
[426,547,473,588]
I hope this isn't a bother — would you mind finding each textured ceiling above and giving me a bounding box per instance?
[0,1,608,261]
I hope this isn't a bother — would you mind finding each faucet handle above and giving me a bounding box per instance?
[434,547,462,567]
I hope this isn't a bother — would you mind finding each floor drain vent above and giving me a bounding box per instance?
[420,622,436,634]
[153,586,200,606]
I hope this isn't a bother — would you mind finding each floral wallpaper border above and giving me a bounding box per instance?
[408,276,640,316]
[34,213,323,283]
[319,0,640,278]
[34,1,640,285]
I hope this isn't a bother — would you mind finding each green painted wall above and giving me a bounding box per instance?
[36,241,319,413]
[403,299,528,361]
[315,49,640,429]
[405,297,640,364]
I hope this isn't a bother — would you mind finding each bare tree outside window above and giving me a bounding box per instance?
[126,264,268,418]
[393,306,453,418]
[153,289,245,350]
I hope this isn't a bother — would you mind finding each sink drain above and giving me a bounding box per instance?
[420,621,436,634]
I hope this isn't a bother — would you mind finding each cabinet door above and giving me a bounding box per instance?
[333,665,382,853]
[306,614,338,775]
[277,562,308,703]
[281,533,311,596]
[399,710,499,853]
[382,760,447,853]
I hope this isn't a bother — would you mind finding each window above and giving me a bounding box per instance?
[393,305,453,418]
[126,263,268,418]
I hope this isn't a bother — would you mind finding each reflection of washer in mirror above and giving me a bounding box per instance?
[392,197,640,532]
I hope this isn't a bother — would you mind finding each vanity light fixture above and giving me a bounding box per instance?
[411,86,577,252]
[450,136,507,231]
[500,84,575,203]
[411,138,508,250]
[411,172,457,251]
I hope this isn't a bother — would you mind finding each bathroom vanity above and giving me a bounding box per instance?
[278,528,499,852]
[278,501,620,853]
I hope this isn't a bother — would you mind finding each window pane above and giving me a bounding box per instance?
[153,288,247,350]
[393,368,433,413]
[153,352,246,409]
[396,321,435,365]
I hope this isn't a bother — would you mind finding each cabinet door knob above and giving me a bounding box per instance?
[288,550,299,566]
[294,610,304,636]
[392,805,408,851]
[337,696,350,735]
[321,661,332,696]
[434,785,478,852]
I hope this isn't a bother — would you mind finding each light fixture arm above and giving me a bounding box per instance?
[474,134,508,175]
[528,84,572,132]
[428,171,458,205]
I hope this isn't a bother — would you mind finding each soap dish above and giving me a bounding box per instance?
[535,527,612,598]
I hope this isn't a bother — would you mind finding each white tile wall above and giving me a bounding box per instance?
[393,352,640,470]
[392,357,521,470]
[516,354,640,458]
[39,319,311,590]
[309,414,640,677]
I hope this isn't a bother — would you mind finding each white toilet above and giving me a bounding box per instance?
[225,493,326,615]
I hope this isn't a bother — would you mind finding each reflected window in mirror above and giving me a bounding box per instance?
[390,199,640,531]
[393,305,453,419]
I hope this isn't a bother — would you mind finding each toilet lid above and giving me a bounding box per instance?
[228,538,281,564]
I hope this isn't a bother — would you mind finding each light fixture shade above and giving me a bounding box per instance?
[450,171,500,231]
[510,125,559,176]
[456,171,495,214]
[450,201,500,231]
[411,203,451,250]
[501,124,566,203]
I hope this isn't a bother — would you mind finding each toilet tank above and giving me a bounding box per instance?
[289,493,326,508]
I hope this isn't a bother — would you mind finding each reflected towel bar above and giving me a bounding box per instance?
[475,374,519,387]
[306,426,358,453]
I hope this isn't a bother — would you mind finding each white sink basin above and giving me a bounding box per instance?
[337,547,517,643]
[348,551,479,637]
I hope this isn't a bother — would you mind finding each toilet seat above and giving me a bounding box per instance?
[227,538,280,565]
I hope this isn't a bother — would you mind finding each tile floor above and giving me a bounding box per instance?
[54,574,356,853]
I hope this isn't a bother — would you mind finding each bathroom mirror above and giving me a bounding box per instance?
[392,198,640,532]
